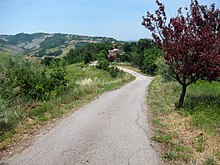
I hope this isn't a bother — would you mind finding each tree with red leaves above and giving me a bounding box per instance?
[142,0,220,107]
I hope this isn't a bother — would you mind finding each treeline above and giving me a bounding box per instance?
[7,33,45,45]
[35,34,116,58]
[35,34,66,57]
[64,43,113,64]
[64,42,122,78]
[39,34,66,50]
[121,39,163,75]
[63,38,163,75]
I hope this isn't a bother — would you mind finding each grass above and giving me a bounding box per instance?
[185,81,220,135]
[0,63,135,152]
[147,76,220,164]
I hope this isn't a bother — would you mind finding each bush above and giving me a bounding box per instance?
[0,59,68,102]
[0,98,7,117]
[109,67,120,78]
[96,58,110,70]
[143,46,163,75]
[84,52,92,64]
[41,56,61,66]
[156,57,174,82]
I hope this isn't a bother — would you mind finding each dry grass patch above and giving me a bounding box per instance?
[148,76,220,164]
[160,112,220,164]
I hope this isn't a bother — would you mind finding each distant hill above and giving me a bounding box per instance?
[0,33,117,57]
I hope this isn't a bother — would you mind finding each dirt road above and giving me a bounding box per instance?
[5,68,161,165]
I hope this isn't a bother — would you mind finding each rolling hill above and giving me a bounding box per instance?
[0,33,117,57]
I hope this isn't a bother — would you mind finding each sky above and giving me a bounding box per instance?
[0,0,219,41]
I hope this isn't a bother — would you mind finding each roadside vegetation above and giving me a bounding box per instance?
[148,75,220,164]
[1,1,219,161]
[120,39,163,75]
[142,0,220,164]
[0,51,134,152]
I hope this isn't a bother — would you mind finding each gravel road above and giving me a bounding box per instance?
[5,68,161,165]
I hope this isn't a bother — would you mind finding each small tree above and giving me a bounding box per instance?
[143,46,163,75]
[84,52,92,64]
[97,58,110,70]
[142,0,220,107]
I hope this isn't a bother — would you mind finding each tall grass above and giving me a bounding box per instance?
[147,76,220,164]
[184,81,220,135]
[0,62,134,147]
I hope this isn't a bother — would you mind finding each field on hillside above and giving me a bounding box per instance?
[147,76,220,164]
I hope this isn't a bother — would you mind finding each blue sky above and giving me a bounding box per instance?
[0,0,219,41]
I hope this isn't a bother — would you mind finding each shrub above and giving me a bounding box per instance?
[0,59,68,102]
[156,57,174,82]
[84,52,92,64]
[143,46,163,75]
[96,58,110,70]
[109,67,119,78]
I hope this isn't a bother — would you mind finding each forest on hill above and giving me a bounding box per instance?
[0,33,117,57]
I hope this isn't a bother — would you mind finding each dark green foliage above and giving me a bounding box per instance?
[136,38,154,53]
[70,35,116,43]
[35,49,46,57]
[64,48,84,64]
[130,51,144,69]
[7,33,45,45]
[83,43,112,60]
[143,47,163,75]
[156,57,174,81]
[41,56,61,66]
[122,42,132,52]
[96,58,110,70]
[122,39,154,54]
[46,49,62,57]
[97,50,108,60]
[64,43,112,64]
[109,67,120,78]
[35,33,66,57]
[36,49,62,57]
[0,57,68,133]
[0,33,117,58]
[75,42,88,48]
[122,38,163,75]
[0,58,67,102]
[84,52,92,64]
[40,33,66,50]
[48,63,67,95]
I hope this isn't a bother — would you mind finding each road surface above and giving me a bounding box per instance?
[4,68,161,165]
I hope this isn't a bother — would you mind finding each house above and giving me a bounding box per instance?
[108,48,125,62]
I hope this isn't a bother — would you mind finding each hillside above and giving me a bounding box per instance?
[0,33,117,57]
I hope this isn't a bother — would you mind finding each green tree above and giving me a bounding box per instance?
[84,52,92,64]
[142,0,220,107]
[143,47,163,75]
[97,50,108,60]
[97,58,110,70]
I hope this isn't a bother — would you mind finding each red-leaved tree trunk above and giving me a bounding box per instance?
[142,0,220,107]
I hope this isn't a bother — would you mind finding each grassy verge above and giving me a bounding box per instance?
[0,63,135,153]
[147,76,220,164]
